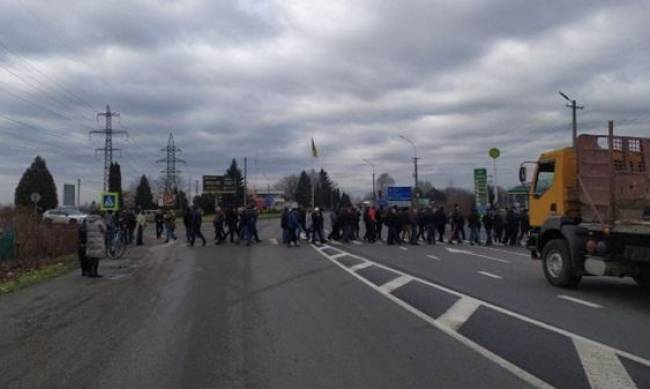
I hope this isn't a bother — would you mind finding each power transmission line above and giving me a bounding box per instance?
[156,133,185,192]
[90,105,127,191]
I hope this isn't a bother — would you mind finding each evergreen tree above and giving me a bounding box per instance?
[340,192,352,208]
[173,188,189,210]
[135,175,155,210]
[318,169,335,209]
[108,162,123,208]
[14,155,58,211]
[194,193,216,214]
[224,158,245,207]
[295,170,312,207]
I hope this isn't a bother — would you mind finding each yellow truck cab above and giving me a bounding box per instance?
[522,123,650,289]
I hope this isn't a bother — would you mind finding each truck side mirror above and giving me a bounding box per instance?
[519,166,527,183]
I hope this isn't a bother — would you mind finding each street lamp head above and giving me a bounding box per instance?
[558,91,571,102]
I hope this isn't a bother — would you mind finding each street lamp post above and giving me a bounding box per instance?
[399,135,419,190]
[362,159,376,200]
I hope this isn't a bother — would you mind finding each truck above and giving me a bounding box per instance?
[520,121,650,288]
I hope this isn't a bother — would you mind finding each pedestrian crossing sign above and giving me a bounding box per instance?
[100,192,119,211]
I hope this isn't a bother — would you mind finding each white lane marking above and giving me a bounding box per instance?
[399,246,408,251]
[557,295,603,309]
[352,240,362,245]
[378,275,413,293]
[269,238,279,245]
[478,271,503,280]
[331,253,348,260]
[426,254,441,261]
[349,262,372,272]
[310,244,650,371]
[437,296,482,331]
[310,244,552,389]
[446,247,510,264]
[574,339,637,389]
[481,245,531,258]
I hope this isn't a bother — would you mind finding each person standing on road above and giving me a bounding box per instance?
[154,210,164,239]
[163,208,177,243]
[506,208,519,246]
[519,209,530,245]
[328,209,340,241]
[385,207,399,245]
[213,207,225,244]
[225,206,239,243]
[409,208,420,245]
[483,208,494,246]
[249,206,261,243]
[127,210,137,244]
[183,207,193,243]
[136,209,146,246]
[311,208,326,244]
[422,207,436,245]
[434,206,446,243]
[493,210,504,244]
[190,206,206,247]
[449,205,463,244]
[281,207,290,244]
[366,205,378,243]
[468,207,481,245]
[287,208,300,247]
[85,214,106,278]
[78,219,89,276]
[376,207,384,241]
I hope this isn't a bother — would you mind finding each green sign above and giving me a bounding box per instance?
[474,168,489,211]
[100,192,119,211]
[489,147,500,159]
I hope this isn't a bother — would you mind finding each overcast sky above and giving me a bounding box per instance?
[1,0,649,205]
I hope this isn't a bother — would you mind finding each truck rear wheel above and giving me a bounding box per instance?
[542,239,581,288]
[633,266,650,289]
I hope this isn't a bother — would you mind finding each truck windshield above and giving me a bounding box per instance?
[535,160,555,196]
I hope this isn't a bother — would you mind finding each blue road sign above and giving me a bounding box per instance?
[386,186,412,202]
[100,192,119,211]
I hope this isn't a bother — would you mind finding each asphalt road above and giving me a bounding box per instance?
[1,218,649,389]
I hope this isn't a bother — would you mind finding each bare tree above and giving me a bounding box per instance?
[273,174,300,201]
[375,173,395,197]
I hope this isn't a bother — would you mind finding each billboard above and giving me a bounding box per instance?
[386,186,412,207]
[474,168,489,212]
[203,175,236,194]
[63,184,75,207]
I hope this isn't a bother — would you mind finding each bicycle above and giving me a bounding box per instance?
[106,228,127,259]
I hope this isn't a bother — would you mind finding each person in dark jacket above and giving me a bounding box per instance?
[225,206,239,243]
[468,208,481,245]
[433,206,447,243]
[248,206,261,243]
[213,207,225,244]
[183,208,193,243]
[483,208,494,246]
[311,208,326,244]
[281,207,290,244]
[449,205,463,244]
[493,211,504,244]
[154,210,164,239]
[506,208,519,246]
[519,209,530,244]
[409,208,420,245]
[190,206,206,247]
[385,207,399,245]
[287,208,300,247]
[422,207,436,244]
[78,219,89,276]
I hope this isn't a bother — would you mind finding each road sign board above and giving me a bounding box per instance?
[474,168,489,212]
[162,192,176,207]
[100,192,119,211]
[489,147,500,159]
[203,175,236,194]
[30,192,41,204]
[386,186,412,202]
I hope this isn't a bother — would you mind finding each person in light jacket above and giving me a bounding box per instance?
[85,214,106,278]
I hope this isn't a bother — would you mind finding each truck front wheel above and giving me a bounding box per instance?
[633,266,650,290]
[542,239,581,288]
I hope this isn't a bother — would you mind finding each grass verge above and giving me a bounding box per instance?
[0,254,77,296]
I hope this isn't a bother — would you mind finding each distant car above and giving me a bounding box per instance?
[43,208,88,224]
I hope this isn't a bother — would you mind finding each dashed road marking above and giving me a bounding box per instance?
[557,295,603,309]
[426,254,441,261]
[269,238,279,245]
[378,275,413,293]
[437,296,481,331]
[352,240,362,245]
[399,246,408,251]
[310,243,650,389]
[481,245,531,258]
[349,262,372,272]
[446,247,510,264]
[478,271,503,279]
[574,338,637,389]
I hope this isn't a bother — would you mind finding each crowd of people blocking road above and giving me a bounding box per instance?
[279,204,530,247]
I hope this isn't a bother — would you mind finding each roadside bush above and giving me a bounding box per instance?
[0,207,77,280]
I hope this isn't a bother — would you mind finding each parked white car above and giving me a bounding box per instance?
[43,208,88,224]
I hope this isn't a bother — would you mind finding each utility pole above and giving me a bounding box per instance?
[156,133,185,193]
[559,91,584,147]
[399,135,419,190]
[90,105,126,191]
[243,157,248,207]
[362,159,376,200]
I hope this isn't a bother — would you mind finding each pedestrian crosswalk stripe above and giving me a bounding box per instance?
[269,238,279,245]
[574,338,637,389]
[437,296,481,331]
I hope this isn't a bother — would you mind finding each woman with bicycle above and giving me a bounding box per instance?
[85,214,106,278]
